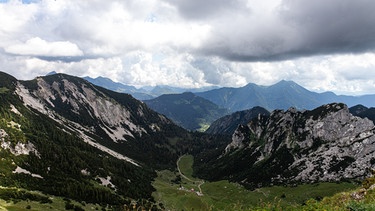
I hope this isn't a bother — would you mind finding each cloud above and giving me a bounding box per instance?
[2,0,375,62]
[162,0,246,20]
[1,0,375,96]
[191,57,247,87]
[5,37,83,57]
[194,0,375,61]
[279,0,375,54]
[34,0,210,58]
[8,0,375,62]
[119,51,208,87]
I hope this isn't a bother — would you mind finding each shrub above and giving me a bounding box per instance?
[362,170,375,190]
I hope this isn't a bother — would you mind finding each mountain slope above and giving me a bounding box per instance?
[205,106,270,135]
[349,104,369,115]
[356,108,375,123]
[195,80,323,111]
[144,92,229,131]
[195,80,375,112]
[349,104,375,123]
[83,75,219,101]
[0,71,192,208]
[83,76,153,100]
[20,73,191,167]
[194,103,375,189]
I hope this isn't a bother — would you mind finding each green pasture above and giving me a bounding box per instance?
[152,154,358,210]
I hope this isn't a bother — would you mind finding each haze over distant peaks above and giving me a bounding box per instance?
[195,80,375,111]
[82,74,375,113]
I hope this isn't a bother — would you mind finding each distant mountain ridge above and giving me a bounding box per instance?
[144,92,229,131]
[349,104,375,123]
[82,75,218,100]
[195,80,375,112]
[83,76,153,100]
[79,74,375,112]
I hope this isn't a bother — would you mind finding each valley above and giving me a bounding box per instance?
[152,155,358,210]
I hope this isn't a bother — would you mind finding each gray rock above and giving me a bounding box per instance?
[226,103,375,183]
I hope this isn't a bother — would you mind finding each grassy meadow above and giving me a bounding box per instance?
[152,154,360,210]
[0,186,108,211]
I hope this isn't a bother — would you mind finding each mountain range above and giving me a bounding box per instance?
[83,75,153,100]
[2,71,375,209]
[147,82,375,131]
[195,80,375,112]
[80,75,375,112]
[83,75,218,101]
[82,75,375,132]
[144,92,229,131]
[0,71,210,209]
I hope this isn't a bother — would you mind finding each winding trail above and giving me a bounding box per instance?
[177,155,205,195]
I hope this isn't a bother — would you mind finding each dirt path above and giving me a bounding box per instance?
[177,155,205,195]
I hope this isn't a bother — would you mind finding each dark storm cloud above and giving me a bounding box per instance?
[35,55,99,63]
[280,1,375,53]
[2,0,375,95]
[196,0,375,61]
[163,0,246,20]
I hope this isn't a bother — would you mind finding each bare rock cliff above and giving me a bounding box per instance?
[221,103,375,186]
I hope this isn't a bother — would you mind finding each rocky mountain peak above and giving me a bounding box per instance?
[218,103,375,187]
[7,72,189,170]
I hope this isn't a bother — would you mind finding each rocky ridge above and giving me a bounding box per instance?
[196,103,375,188]
[3,72,186,168]
[205,106,270,135]
[232,103,375,182]
[17,76,150,142]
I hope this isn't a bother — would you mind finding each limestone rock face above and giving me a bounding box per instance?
[225,124,250,152]
[225,103,375,185]
[15,75,174,143]
[6,73,185,167]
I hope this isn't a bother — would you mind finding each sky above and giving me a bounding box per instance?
[1,0,375,95]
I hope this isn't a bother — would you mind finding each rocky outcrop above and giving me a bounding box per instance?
[206,106,270,135]
[225,124,251,152]
[16,74,176,143]
[202,103,375,187]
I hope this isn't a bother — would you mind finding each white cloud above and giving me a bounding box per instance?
[35,0,210,56]
[0,1,38,48]
[5,37,83,57]
[0,0,375,96]
[120,51,208,88]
